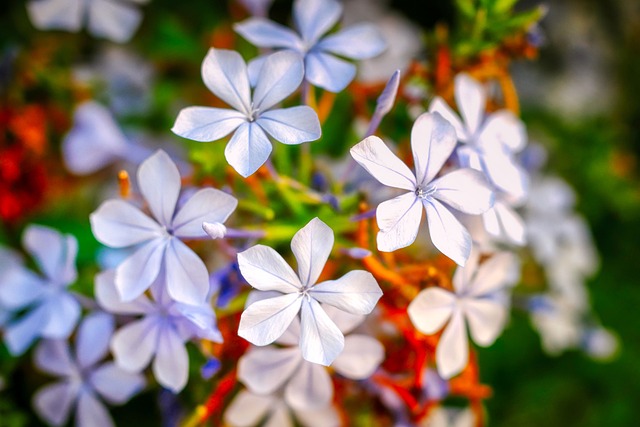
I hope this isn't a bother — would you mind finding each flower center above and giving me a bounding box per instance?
[248,103,260,122]
[415,184,436,200]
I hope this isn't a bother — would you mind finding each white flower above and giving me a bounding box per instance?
[90,149,238,305]
[26,0,148,43]
[237,217,382,366]
[408,249,518,379]
[350,112,494,265]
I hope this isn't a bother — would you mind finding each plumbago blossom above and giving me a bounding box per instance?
[0,225,81,356]
[234,0,386,92]
[172,49,321,177]
[95,270,222,392]
[430,73,530,245]
[32,312,145,427]
[350,112,494,266]
[26,0,148,43]
[90,149,238,305]
[408,248,520,379]
[238,304,384,410]
[237,217,383,366]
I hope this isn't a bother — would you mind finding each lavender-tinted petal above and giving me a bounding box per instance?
[164,238,209,305]
[23,225,77,285]
[293,0,342,45]
[95,269,154,315]
[75,390,115,427]
[202,48,252,115]
[90,362,146,404]
[115,239,165,302]
[253,50,304,111]
[111,316,159,372]
[34,339,75,377]
[90,200,163,248]
[305,51,356,92]
[153,326,189,393]
[0,267,46,309]
[234,17,302,50]
[27,0,83,32]
[424,198,472,267]
[238,346,302,394]
[76,312,115,370]
[224,122,272,178]
[137,150,181,227]
[33,380,80,427]
[316,23,386,60]
[172,188,238,239]
[40,292,81,340]
[4,303,49,355]
[257,106,321,145]
[171,107,245,142]
[87,0,142,43]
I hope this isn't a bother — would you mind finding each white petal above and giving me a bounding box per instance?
[238,346,302,394]
[469,251,520,297]
[277,315,302,345]
[310,270,381,315]
[23,225,77,284]
[40,292,81,339]
[410,111,458,186]
[75,312,114,370]
[90,362,145,404]
[87,0,141,43]
[257,106,321,145]
[234,17,302,50]
[225,122,272,177]
[478,110,527,152]
[285,360,333,409]
[333,334,384,380]
[171,107,245,142]
[305,51,356,92]
[482,201,527,246]
[350,135,416,191]
[376,192,422,252]
[164,238,210,305]
[4,304,49,355]
[428,97,468,142]
[431,168,494,215]
[111,317,159,372]
[27,0,83,32]
[137,150,181,227]
[482,152,529,201]
[33,381,79,427]
[34,339,75,377]
[454,73,486,136]
[115,239,165,302]
[95,269,153,315]
[238,293,303,346]
[90,200,163,248]
[171,188,238,239]
[463,299,507,347]
[202,48,252,115]
[0,267,45,309]
[321,304,365,335]
[316,23,386,59]
[293,0,342,44]
[75,390,114,427]
[153,326,189,392]
[224,390,273,427]
[293,405,341,427]
[238,245,302,292]
[424,199,472,266]
[253,50,304,111]
[299,298,344,366]
[407,287,456,335]
[436,309,469,379]
[291,217,333,287]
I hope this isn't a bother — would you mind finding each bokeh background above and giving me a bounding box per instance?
[0,0,639,426]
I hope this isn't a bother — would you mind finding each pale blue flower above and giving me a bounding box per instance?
[32,312,145,427]
[172,48,321,178]
[90,149,238,305]
[234,0,386,93]
[95,270,223,393]
[0,225,81,356]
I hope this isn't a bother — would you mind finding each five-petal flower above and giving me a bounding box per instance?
[350,112,494,265]
[237,217,382,366]
[172,48,321,177]
[90,149,238,305]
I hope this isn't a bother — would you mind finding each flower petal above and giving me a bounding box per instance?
[293,0,342,44]
[234,18,302,50]
[376,192,422,252]
[23,225,77,285]
[316,23,386,60]
[33,381,79,427]
[238,346,302,394]
[300,297,344,366]
[4,304,49,355]
[431,168,494,215]
[305,51,356,92]
[454,73,486,137]
[95,269,154,315]
[90,200,163,248]
[171,107,246,142]
[224,390,274,427]
[0,267,46,309]
[27,0,83,32]
[350,135,416,191]
[482,202,527,246]
[153,326,189,392]
[111,317,159,372]
[75,389,114,427]
[164,238,210,305]
[478,110,527,153]
[238,293,303,346]
[291,217,333,288]
[436,309,469,379]
[482,151,529,202]
[34,339,75,377]
[310,270,382,315]
[202,48,252,115]
[285,359,333,409]
[172,188,238,239]
[333,334,384,380]
[40,292,81,340]
[137,150,181,227]
[321,304,365,335]
[424,199,472,266]
[253,50,304,111]
[238,245,302,292]
[257,106,321,145]
[225,122,272,177]
[115,239,165,302]
[76,312,115,370]
[411,112,458,187]
[428,97,468,143]
[87,0,141,43]
[463,298,507,347]
[407,287,456,335]
[90,362,146,404]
